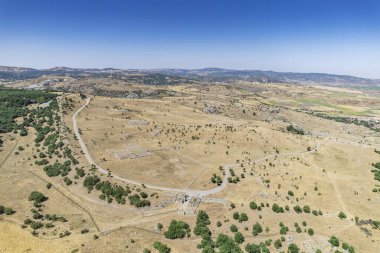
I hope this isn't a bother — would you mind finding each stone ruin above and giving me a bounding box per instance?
[203,106,220,114]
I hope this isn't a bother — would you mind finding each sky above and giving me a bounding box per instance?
[0,0,379,78]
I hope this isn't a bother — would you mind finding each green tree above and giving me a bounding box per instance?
[249,201,258,210]
[252,222,263,236]
[303,205,311,213]
[272,203,282,213]
[288,243,300,253]
[274,239,282,249]
[239,213,248,222]
[293,205,302,213]
[28,191,47,204]
[230,224,238,233]
[328,236,340,247]
[234,232,244,244]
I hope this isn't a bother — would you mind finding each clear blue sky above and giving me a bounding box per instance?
[0,0,379,78]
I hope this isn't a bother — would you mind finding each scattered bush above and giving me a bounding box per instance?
[338,211,347,219]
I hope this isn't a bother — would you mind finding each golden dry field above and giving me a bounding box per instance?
[1,82,380,253]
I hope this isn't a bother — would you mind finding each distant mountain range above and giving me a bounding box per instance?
[146,68,380,86]
[1,66,379,87]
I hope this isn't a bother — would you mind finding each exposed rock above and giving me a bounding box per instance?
[203,106,220,114]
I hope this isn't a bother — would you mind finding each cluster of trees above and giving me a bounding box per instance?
[43,161,72,177]
[75,167,85,178]
[24,219,43,230]
[245,242,271,253]
[24,191,68,234]
[293,222,313,235]
[83,175,101,192]
[63,147,79,164]
[293,205,323,216]
[227,176,241,184]
[245,237,300,253]
[342,242,356,253]
[272,203,285,213]
[232,212,248,223]
[83,175,150,207]
[153,241,171,253]
[327,236,356,253]
[227,168,244,184]
[210,174,222,185]
[191,135,200,140]
[96,180,129,204]
[63,147,79,165]
[245,238,295,253]
[59,230,71,238]
[0,88,56,133]
[45,213,67,222]
[193,210,217,252]
[128,193,151,207]
[23,95,82,197]
[294,222,302,233]
[215,233,242,252]
[311,112,380,132]
[249,201,272,211]
[164,220,191,239]
[29,102,59,145]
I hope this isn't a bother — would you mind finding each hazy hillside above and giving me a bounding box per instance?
[1,65,379,87]
[145,68,380,86]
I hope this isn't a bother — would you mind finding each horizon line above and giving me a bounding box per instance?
[1,64,378,80]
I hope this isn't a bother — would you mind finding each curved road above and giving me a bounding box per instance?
[72,98,320,198]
